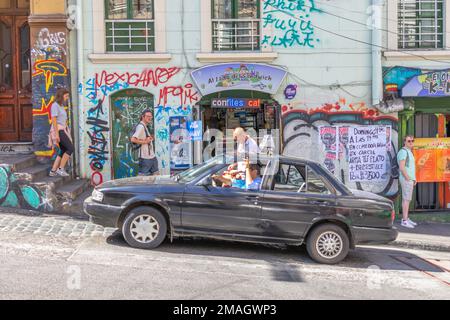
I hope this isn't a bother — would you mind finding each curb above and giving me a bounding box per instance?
[389,240,450,253]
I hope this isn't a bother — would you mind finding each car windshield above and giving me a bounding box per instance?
[176,157,228,183]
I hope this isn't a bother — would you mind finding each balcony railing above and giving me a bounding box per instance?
[212,19,261,51]
[106,20,155,53]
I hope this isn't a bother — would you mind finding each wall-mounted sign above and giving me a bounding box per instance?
[188,121,203,142]
[348,126,389,182]
[211,98,261,109]
[191,63,288,96]
[402,70,450,97]
[284,84,298,100]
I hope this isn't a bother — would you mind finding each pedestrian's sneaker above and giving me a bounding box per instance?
[49,170,58,177]
[401,219,415,229]
[56,168,70,177]
[408,219,418,227]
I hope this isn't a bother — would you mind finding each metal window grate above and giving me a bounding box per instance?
[398,0,444,49]
[106,20,155,53]
[212,19,261,51]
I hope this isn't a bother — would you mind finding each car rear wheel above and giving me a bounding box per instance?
[122,207,167,249]
[306,224,349,265]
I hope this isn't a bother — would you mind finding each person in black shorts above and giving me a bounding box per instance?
[49,88,74,177]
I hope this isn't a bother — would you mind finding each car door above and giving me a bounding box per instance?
[181,166,264,237]
[259,161,337,241]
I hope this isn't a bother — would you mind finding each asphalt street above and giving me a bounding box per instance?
[0,213,449,300]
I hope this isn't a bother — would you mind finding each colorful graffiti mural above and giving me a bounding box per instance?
[282,100,399,198]
[262,0,321,48]
[0,166,51,211]
[111,90,155,179]
[81,66,201,185]
[31,26,70,158]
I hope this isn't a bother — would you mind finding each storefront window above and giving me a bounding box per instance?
[105,0,155,52]
[212,0,261,51]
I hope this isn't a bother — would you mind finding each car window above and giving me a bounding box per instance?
[273,164,306,192]
[307,167,331,195]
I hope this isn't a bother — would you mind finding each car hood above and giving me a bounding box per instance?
[350,189,393,207]
[98,176,178,189]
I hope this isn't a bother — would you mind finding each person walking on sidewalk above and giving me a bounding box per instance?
[131,110,159,176]
[49,88,74,177]
[397,135,418,229]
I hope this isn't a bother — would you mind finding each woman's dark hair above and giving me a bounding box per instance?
[55,88,70,105]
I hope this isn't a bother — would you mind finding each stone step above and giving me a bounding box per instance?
[33,175,73,190]
[0,154,37,172]
[0,142,33,155]
[57,179,91,201]
[15,164,52,182]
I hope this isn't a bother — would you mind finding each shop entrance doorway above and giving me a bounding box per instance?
[411,111,450,211]
[193,90,281,163]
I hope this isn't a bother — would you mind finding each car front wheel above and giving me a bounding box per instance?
[122,207,167,249]
[306,223,350,264]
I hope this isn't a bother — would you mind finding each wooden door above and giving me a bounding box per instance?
[0,15,32,142]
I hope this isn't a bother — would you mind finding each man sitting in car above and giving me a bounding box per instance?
[212,159,262,191]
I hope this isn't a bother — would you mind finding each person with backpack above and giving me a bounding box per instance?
[397,135,417,229]
[131,109,159,176]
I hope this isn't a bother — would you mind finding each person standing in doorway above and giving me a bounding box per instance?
[397,135,418,229]
[233,127,261,158]
[131,110,159,176]
[49,88,74,177]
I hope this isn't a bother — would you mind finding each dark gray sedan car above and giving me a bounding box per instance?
[84,156,398,264]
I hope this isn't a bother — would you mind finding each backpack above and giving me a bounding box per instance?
[129,123,149,152]
[401,148,410,168]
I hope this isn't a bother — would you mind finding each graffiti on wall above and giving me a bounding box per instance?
[0,166,50,211]
[81,67,200,185]
[86,98,110,187]
[31,28,67,61]
[31,26,70,158]
[282,99,399,198]
[262,0,321,48]
[32,59,69,157]
[383,66,424,97]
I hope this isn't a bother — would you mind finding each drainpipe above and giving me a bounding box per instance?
[372,0,384,106]
[76,0,86,179]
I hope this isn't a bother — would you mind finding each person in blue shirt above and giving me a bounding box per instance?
[212,160,262,191]
[397,135,417,229]
[245,159,262,191]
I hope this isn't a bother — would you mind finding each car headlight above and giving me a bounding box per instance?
[92,189,104,203]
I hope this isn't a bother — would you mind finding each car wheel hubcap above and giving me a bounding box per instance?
[316,231,343,259]
[130,215,159,244]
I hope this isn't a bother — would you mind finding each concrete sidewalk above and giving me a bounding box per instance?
[389,221,450,253]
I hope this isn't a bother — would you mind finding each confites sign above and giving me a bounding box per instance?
[211,98,261,109]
